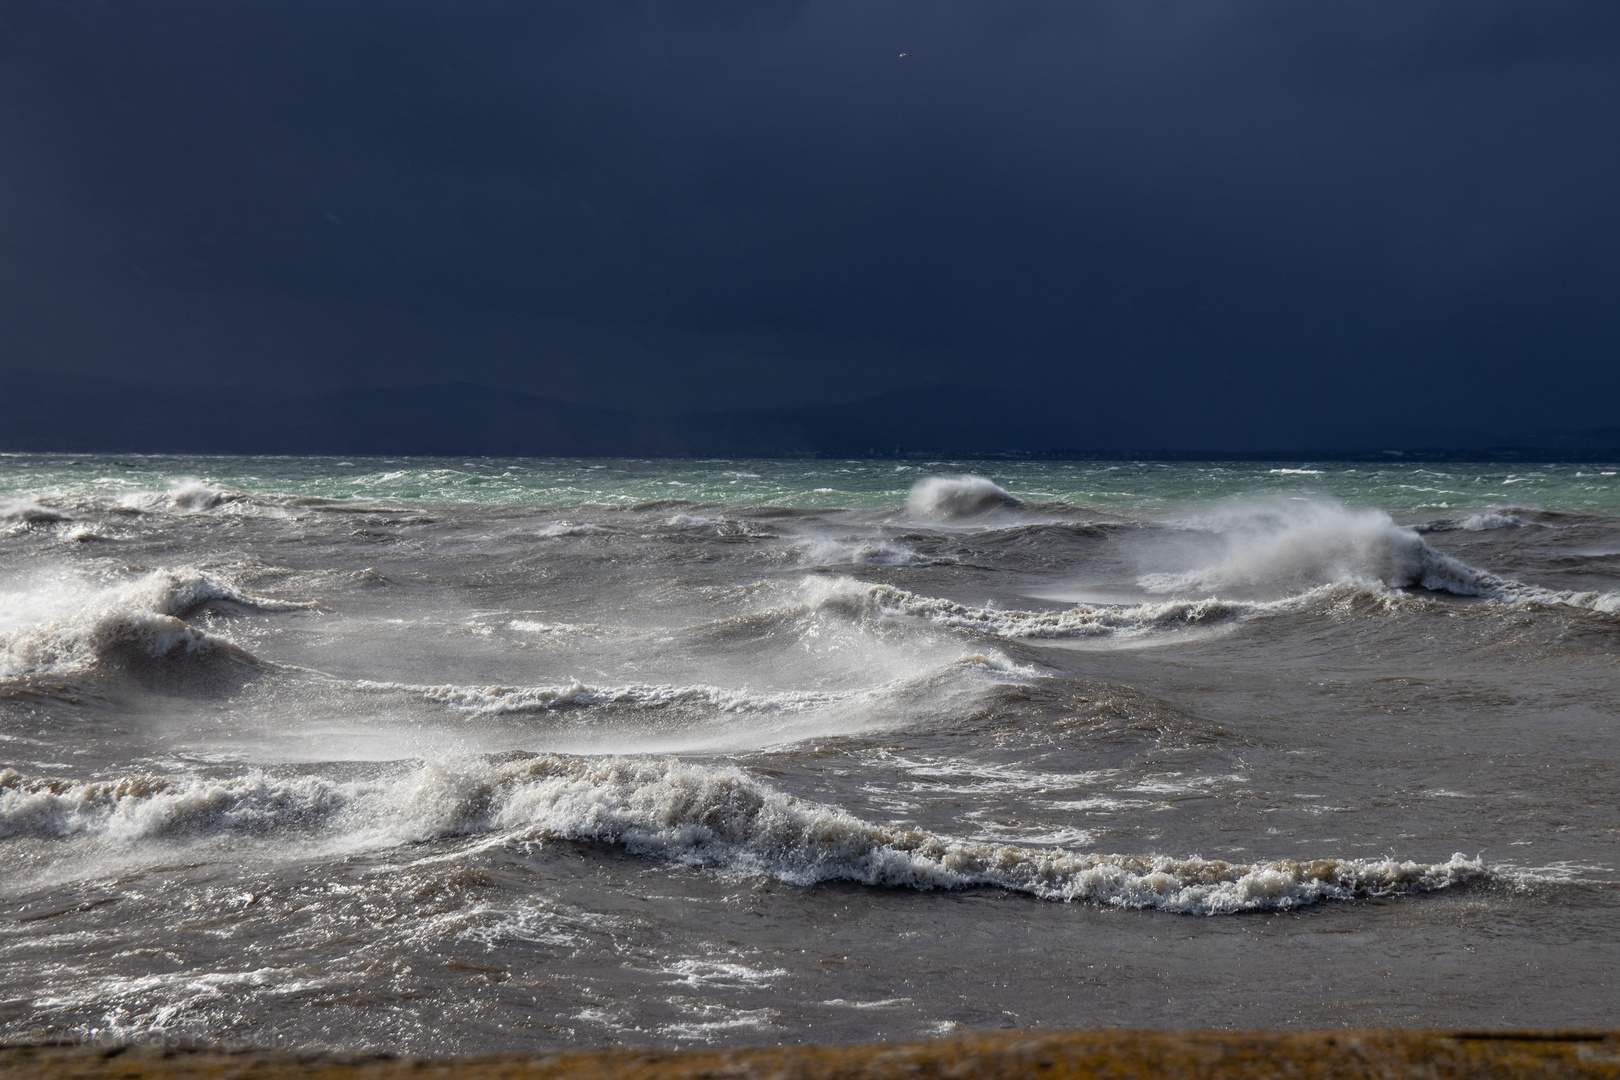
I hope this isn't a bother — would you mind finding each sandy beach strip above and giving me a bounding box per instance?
[5,1029,1619,1080]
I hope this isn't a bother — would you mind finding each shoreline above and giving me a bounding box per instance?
[5,1030,1619,1079]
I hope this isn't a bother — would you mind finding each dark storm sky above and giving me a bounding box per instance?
[2,1,1618,447]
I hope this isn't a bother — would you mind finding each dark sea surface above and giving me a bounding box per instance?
[2,457,1617,1048]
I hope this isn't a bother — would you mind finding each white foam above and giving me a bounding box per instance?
[0,758,1490,915]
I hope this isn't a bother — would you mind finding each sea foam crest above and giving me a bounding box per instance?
[0,759,1488,914]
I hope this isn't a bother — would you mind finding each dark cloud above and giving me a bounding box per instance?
[2,0,1617,447]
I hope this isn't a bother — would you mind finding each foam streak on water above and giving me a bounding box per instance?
[1,456,1617,1050]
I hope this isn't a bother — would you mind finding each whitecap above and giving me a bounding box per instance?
[0,757,1491,915]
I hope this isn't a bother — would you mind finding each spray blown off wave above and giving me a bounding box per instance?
[1142,502,1620,612]
[0,759,1486,915]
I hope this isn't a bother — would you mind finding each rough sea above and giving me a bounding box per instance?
[2,456,1617,1049]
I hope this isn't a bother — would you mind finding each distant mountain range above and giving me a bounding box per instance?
[4,374,1618,460]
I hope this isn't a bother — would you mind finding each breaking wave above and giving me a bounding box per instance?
[907,476,1022,521]
[0,569,313,681]
[0,758,1488,914]
[1140,502,1620,612]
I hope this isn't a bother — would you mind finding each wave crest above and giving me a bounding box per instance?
[0,758,1487,914]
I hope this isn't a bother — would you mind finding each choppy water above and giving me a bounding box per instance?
[2,456,1617,1048]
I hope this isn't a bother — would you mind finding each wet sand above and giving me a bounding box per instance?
[6,1030,1620,1080]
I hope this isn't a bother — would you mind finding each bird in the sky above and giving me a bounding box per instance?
[898,52,909,58]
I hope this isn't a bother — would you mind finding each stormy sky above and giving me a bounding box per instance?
[2,1,1618,449]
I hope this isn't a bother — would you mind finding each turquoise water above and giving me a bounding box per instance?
[3,454,1619,515]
